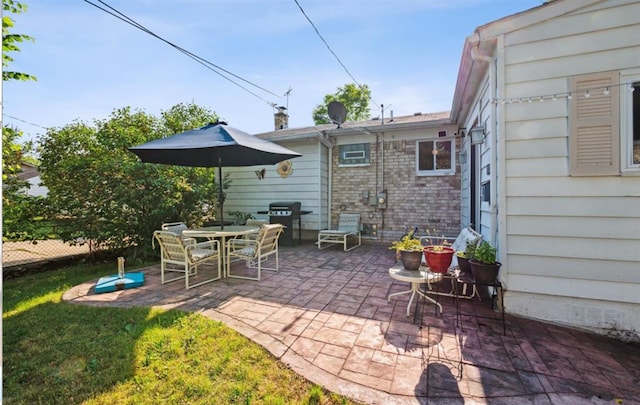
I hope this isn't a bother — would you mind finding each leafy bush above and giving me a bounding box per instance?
[38,103,222,258]
[2,194,52,240]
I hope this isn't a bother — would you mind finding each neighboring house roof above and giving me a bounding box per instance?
[449,0,604,122]
[17,162,39,181]
[256,111,452,143]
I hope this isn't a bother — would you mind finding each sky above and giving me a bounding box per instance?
[3,0,543,145]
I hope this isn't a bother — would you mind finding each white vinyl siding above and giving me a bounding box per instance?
[462,0,640,336]
[224,141,321,231]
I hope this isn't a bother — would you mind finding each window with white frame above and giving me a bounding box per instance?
[338,143,370,166]
[416,139,454,175]
[622,71,640,172]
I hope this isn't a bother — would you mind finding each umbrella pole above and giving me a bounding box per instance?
[218,165,224,230]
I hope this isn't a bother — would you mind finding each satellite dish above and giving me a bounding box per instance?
[327,101,347,127]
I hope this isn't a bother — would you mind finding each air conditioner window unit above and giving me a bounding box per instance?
[343,150,366,160]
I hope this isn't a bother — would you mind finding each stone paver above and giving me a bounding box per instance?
[63,243,640,405]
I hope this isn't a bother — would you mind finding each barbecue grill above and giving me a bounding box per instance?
[259,201,311,246]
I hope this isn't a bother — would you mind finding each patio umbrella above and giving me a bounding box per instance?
[129,121,301,228]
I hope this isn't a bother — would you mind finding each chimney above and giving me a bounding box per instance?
[274,106,288,130]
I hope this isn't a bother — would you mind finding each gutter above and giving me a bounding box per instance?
[335,119,453,135]
[260,131,333,147]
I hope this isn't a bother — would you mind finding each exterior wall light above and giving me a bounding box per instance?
[458,151,468,164]
[470,125,486,145]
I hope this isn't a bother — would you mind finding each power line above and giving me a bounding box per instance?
[3,114,50,130]
[83,0,282,107]
[293,0,380,112]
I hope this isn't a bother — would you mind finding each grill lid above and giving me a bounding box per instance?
[268,201,301,211]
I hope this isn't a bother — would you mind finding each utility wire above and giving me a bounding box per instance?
[83,0,282,107]
[293,0,380,112]
[3,114,50,130]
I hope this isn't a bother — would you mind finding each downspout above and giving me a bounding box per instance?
[314,131,334,231]
[327,136,333,231]
[470,37,498,247]
[379,132,385,239]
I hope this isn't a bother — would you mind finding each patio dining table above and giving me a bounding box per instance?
[182,225,259,277]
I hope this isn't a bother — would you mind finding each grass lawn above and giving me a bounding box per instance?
[3,261,358,404]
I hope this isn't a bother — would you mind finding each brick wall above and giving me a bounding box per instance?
[330,138,461,244]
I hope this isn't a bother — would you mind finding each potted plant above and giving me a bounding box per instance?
[469,241,501,285]
[228,211,255,225]
[389,230,423,271]
[455,240,477,277]
[423,233,454,273]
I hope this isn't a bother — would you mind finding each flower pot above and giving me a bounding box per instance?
[469,259,501,285]
[399,250,423,271]
[456,255,472,277]
[423,246,454,273]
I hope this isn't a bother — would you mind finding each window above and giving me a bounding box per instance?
[622,70,640,172]
[416,139,454,175]
[632,82,640,167]
[338,143,370,166]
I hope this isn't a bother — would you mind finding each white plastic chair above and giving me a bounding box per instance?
[153,230,221,289]
[448,227,482,269]
[317,213,361,251]
[226,223,284,281]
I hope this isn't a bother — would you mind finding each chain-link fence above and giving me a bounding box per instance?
[2,239,92,268]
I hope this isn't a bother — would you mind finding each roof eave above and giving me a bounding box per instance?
[449,0,606,123]
[450,34,494,123]
[330,117,454,136]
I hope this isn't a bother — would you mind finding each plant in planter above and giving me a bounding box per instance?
[423,232,454,273]
[389,230,424,271]
[228,211,255,225]
[455,240,477,276]
[469,241,501,285]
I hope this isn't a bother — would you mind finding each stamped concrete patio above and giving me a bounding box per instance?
[63,242,640,404]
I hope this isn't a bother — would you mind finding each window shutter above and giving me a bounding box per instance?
[569,72,620,176]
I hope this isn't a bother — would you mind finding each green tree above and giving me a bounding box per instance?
[312,83,371,125]
[2,0,41,241]
[161,101,218,134]
[2,126,27,194]
[38,103,220,258]
[3,0,36,82]
[1,126,47,241]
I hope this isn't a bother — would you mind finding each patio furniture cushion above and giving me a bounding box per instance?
[161,221,188,234]
[161,222,196,245]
